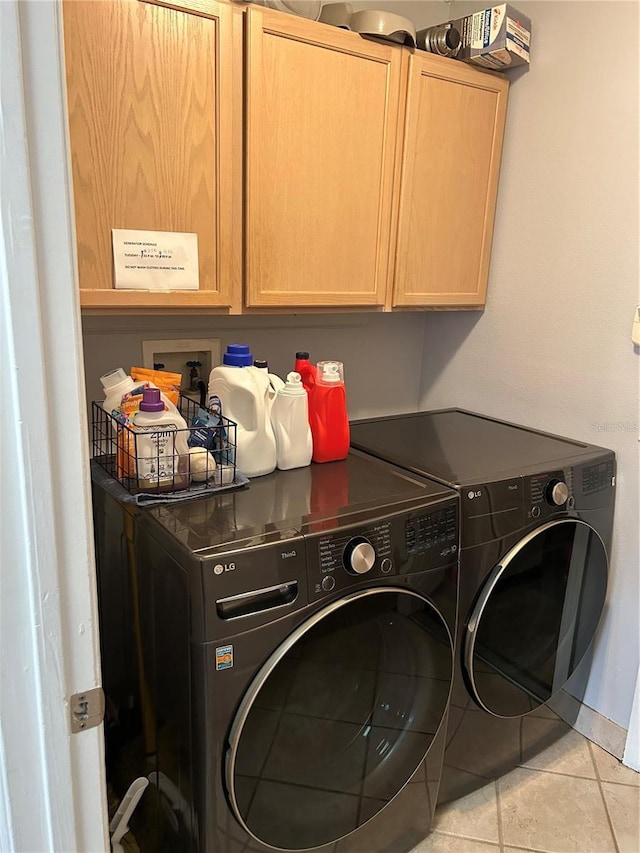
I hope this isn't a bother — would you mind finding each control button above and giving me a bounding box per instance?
[567,495,576,509]
[321,575,336,592]
[545,479,569,506]
[532,505,541,519]
[343,536,376,575]
[381,558,393,574]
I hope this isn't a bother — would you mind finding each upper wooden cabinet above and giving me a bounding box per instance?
[62,0,237,310]
[61,1,509,312]
[244,8,401,309]
[393,54,509,308]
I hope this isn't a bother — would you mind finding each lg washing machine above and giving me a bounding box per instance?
[92,450,460,852]
[351,408,615,803]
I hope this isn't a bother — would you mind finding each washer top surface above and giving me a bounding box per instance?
[350,409,612,488]
[137,450,455,555]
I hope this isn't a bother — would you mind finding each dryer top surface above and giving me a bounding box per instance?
[350,409,614,488]
[139,450,455,556]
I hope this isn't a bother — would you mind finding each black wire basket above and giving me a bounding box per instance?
[91,395,237,497]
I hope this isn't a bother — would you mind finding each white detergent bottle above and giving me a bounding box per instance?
[132,388,191,493]
[271,371,313,471]
[253,358,285,429]
[253,359,286,396]
[100,367,138,416]
[100,366,179,416]
[207,344,276,478]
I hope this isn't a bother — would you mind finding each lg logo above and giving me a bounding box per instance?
[213,562,236,575]
[467,490,482,500]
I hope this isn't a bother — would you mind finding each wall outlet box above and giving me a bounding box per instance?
[141,338,221,393]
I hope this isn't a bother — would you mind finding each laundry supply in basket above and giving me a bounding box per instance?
[131,388,191,493]
[188,446,216,483]
[188,398,234,466]
[130,366,181,407]
[100,367,140,417]
[100,366,179,418]
[100,367,184,479]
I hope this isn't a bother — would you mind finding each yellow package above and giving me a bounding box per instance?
[131,366,182,407]
[115,388,148,478]
[117,426,136,480]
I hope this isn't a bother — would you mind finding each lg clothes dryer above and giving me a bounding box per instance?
[92,450,460,853]
[350,409,615,803]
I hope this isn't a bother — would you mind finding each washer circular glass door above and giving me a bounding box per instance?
[464,519,608,718]
[226,587,453,851]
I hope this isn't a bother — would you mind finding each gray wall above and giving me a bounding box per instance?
[349,0,451,28]
[418,1,640,730]
[82,312,426,418]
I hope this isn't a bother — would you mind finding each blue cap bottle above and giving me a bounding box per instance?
[223,343,253,367]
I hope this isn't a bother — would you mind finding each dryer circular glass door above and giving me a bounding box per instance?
[464,518,608,718]
[226,587,453,851]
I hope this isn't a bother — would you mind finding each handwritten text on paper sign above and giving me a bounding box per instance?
[112,228,199,290]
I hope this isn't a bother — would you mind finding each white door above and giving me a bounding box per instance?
[1,1,108,849]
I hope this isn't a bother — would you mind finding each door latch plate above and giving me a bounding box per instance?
[70,687,105,733]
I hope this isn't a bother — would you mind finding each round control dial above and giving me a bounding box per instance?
[545,479,569,506]
[321,575,336,592]
[343,536,376,575]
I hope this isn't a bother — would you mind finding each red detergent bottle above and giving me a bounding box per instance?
[294,351,316,394]
[309,360,350,463]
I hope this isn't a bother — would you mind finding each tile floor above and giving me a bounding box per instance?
[411,730,639,853]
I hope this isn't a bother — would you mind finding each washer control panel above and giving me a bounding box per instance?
[307,499,459,599]
[405,505,457,555]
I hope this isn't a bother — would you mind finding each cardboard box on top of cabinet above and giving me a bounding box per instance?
[447,4,531,70]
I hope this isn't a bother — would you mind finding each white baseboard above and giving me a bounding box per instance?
[550,689,628,760]
[622,674,640,771]
[574,703,628,760]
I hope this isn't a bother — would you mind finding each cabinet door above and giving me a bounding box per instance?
[63,0,236,310]
[393,56,509,308]
[245,8,401,308]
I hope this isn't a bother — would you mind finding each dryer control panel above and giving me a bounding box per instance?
[581,459,615,495]
[527,469,574,520]
[306,499,459,599]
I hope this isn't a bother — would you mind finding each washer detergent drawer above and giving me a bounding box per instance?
[226,587,453,851]
[463,518,608,717]
[202,537,308,642]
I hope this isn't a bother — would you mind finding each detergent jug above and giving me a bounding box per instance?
[207,344,276,478]
[309,360,350,463]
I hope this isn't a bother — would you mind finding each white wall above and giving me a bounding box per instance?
[418,1,640,731]
[2,1,108,848]
[82,312,426,418]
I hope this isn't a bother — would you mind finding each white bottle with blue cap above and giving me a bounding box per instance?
[207,344,277,478]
